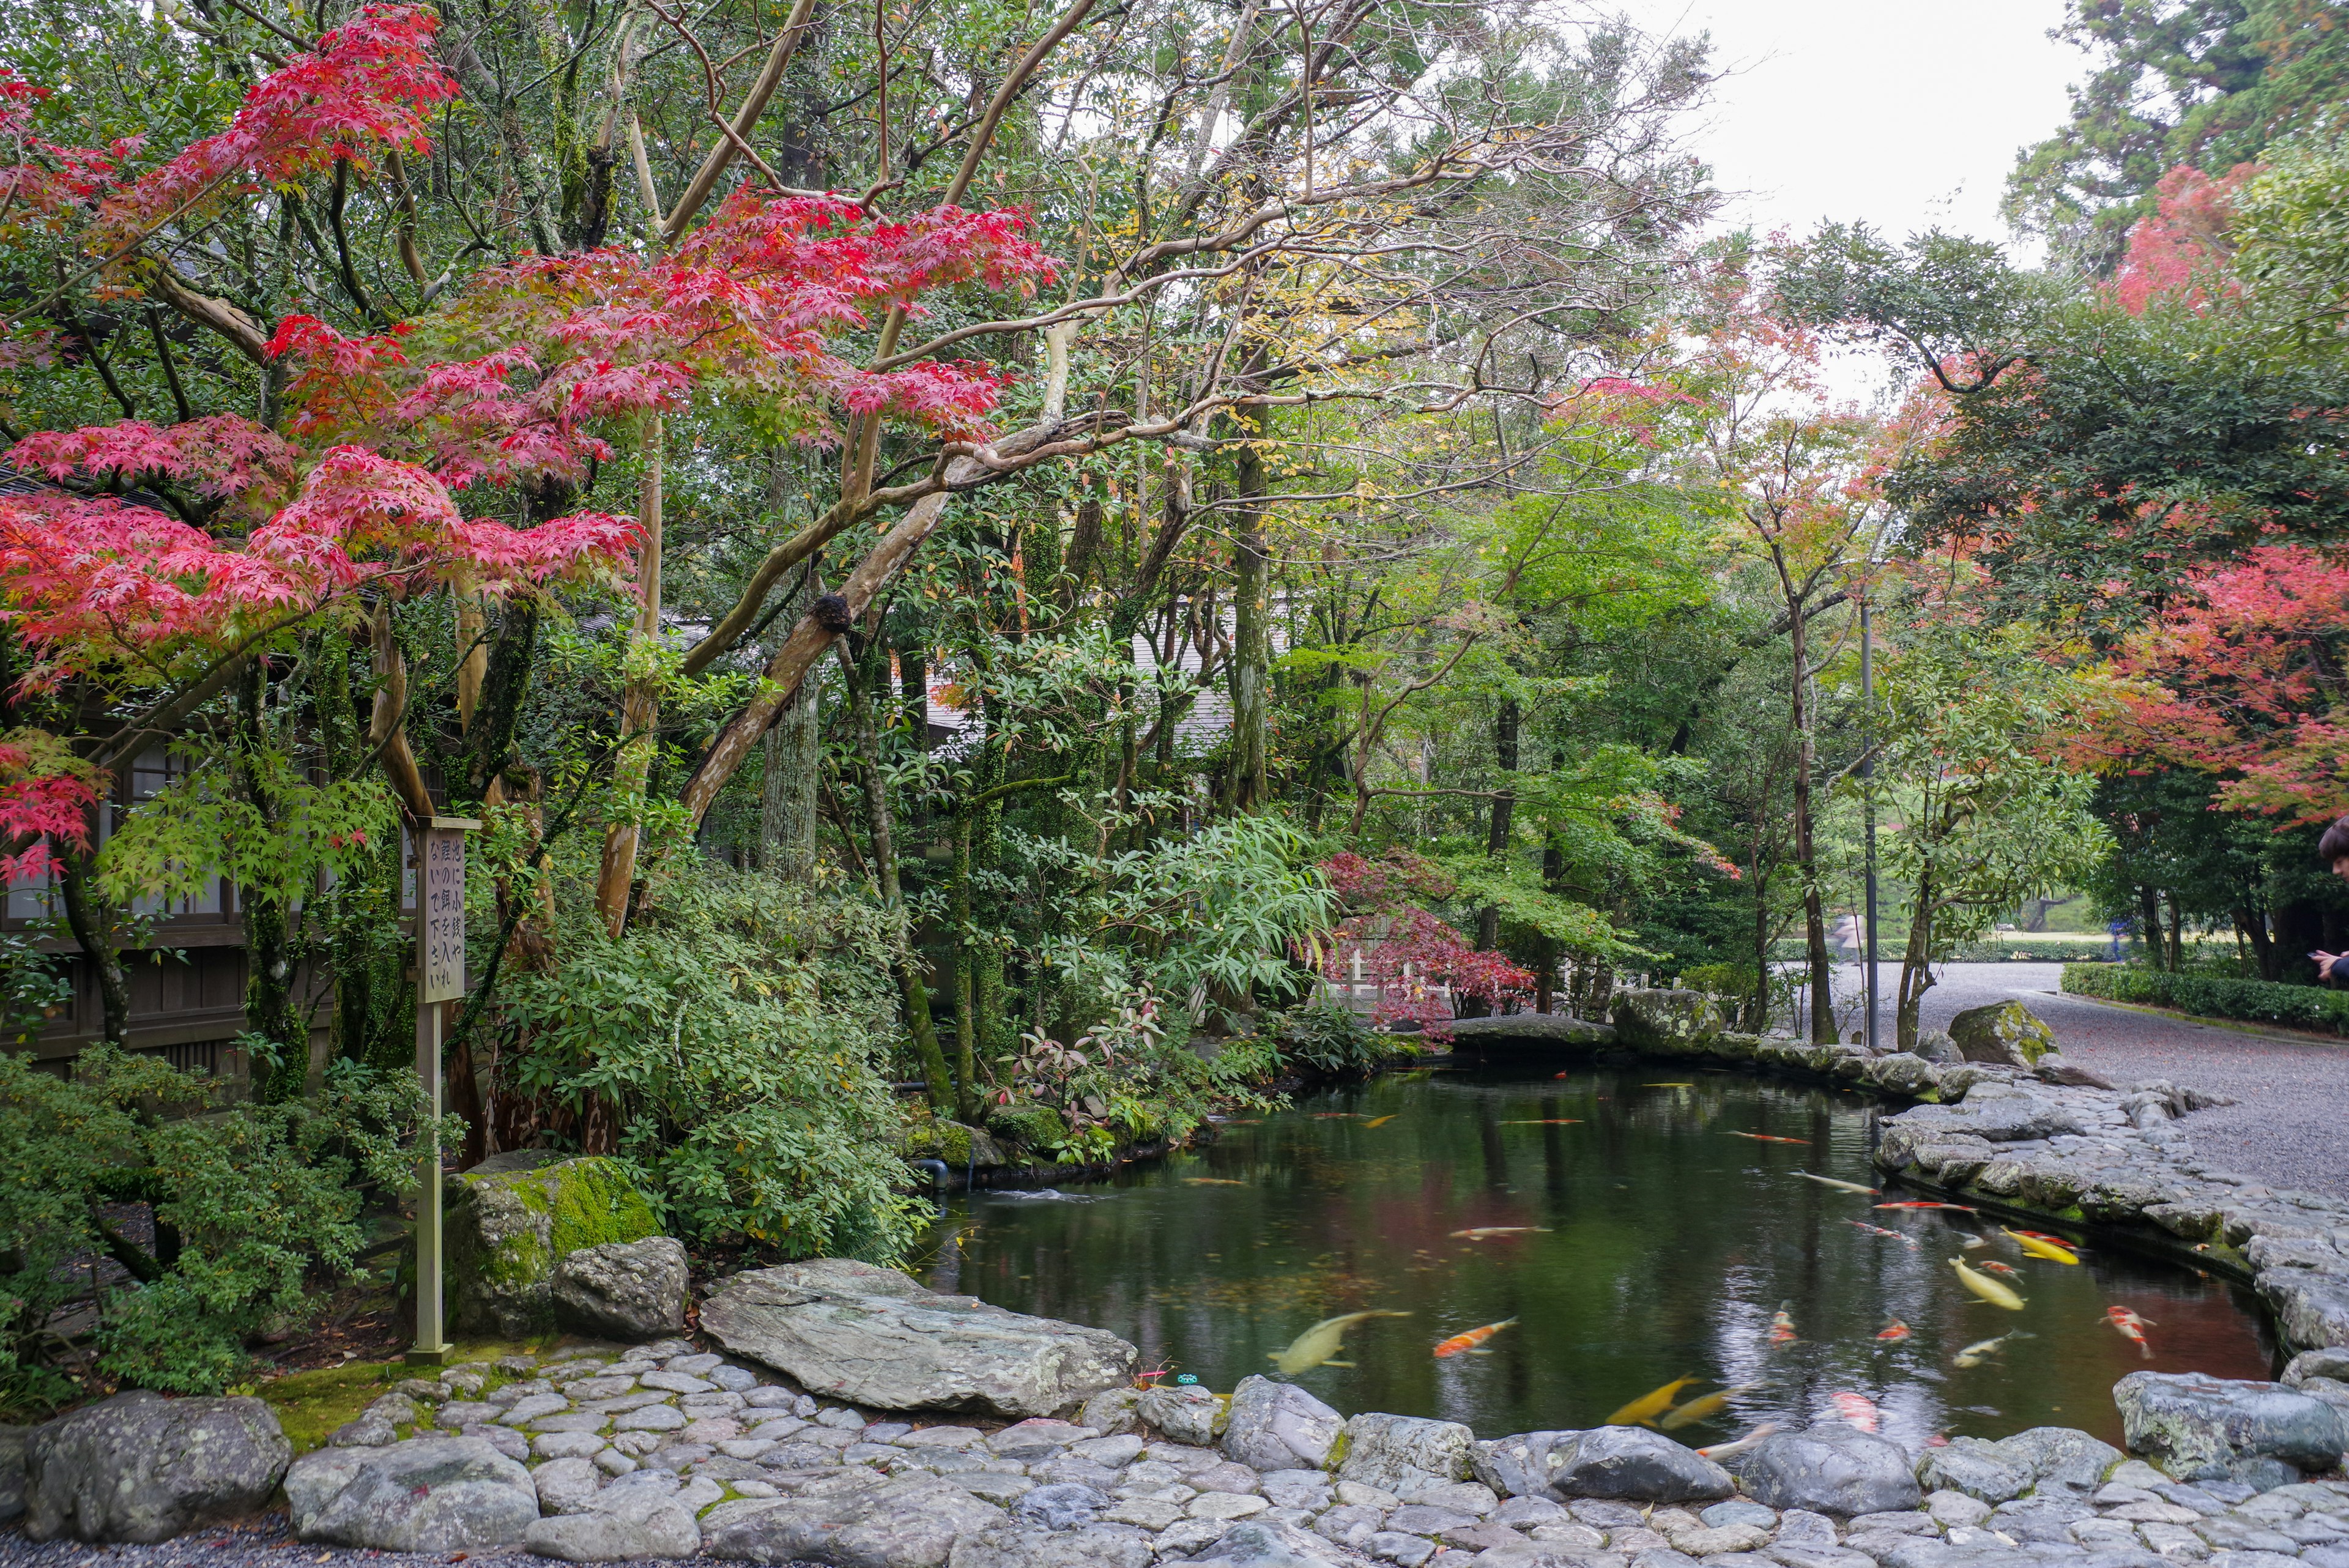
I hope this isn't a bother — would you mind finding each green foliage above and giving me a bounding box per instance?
[1265,1003,1412,1076]
[95,749,396,909]
[0,1048,445,1412]
[494,861,924,1260]
[2060,962,2349,1036]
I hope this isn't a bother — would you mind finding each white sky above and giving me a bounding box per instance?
[1619,0,2085,253]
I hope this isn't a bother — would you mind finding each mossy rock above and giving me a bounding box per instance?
[445,1153,661,1338]
[985,1103,1069,1152]
[902,1118,1006,1169]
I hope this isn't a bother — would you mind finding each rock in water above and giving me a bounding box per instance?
[446,1153,663,1338]
[1610,989,1729,1051]
[699,1258,1137,1418]
[1336,1413,1477,1490]
[1222,1377,1343,1471]
[2113,1371,2349,1477]
[1139,1384,1226,1446]
[1732,1425,1923,1516]
[23,1391,291,1544]
[1946,1001,2055,1068]
[552,1236,690,1340]
[286,1435,540,1551]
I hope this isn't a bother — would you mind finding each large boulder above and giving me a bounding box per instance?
[699,1257,1137,1418]
[0,1424,25,1525]
[286,1435,540,1551]
[1138,1384,1225,1446]
[1444,1014,1617,1047]
[446,1153,662,1338]
[1334,1412,1476,1490]
[2113,1371,2349,1478]
[1914,1438,2032,1504]
[525,1482,703,1562]
[1222,1377,1343,1471]
[551,1236,689,1341]
[1981,1427,2121,1495]
[1732,1424,1921,1516]
[1610,989,1728,1052]
[1475,1427,1731,1503]
[23,1390,291,1544]
[1947,1002,2055,1069]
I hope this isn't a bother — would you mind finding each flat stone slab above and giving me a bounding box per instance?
[700,1257,1139,1418]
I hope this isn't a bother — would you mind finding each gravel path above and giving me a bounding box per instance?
[1834,960,2349,1200]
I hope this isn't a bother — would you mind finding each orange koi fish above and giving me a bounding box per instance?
[1727,1131,1809,1145]
[1433,1318,1517,1358]
[1768,1303,1798,1344]
[1978,1260,2023,1279]
[1876,1319,1911,1342]
[2105,1306,2155,1359]
[1828,1391,1881,1433]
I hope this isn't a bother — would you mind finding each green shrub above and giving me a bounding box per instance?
[1266,1003,1412,1076]
[2060,963,2349,1035]
[495,865,924,1261]
[0,1048,443,1413]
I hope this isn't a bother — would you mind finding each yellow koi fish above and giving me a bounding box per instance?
[1268,1310,1411,1373]
[1659,1385,1756,1430]
[1953,1331,2032,1369]
[1608,1375,1701,1427]
[1951,1256,2027,1310]
[2004,1228,2080,1265]
[1365,1115,1398,1128]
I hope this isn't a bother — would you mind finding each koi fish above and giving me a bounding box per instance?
[1876,1319,1911,1342]
[1951,1257,2027,1310]
[1795,1172,1881,1195]
[1769,1302,1798,1343]
[1268,1310,1412,1373]
[1876,1201,1977,1212]
[1828,1391,1881,1433]
[1696,1422,1780,1460]
[1608,1375,1702,1427]
[1365,1115,1398,1128]
[1726,1131,1809,1145]
[2104,1307,2154,1359]
[1959,1235,1988,1250]
[1182,1178,1247,1186]
[1978,1260,2023,1279]
[2005,1228,2081,1264]
[1433,1318,1517,1358]
[1500,1119,1584,1125]
[1449,1226,1551,1240]
[1953,1331,2032,1369]
[1850,1220,1920,1249]
[1658,1385,1756,1430]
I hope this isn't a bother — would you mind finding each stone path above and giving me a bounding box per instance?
[11,1330,2348,1568]
[1833,964,2349,1201]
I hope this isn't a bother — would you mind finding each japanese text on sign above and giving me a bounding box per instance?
[419,828,466,1003]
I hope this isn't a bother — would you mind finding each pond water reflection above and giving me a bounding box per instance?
[918,1065,2278,1448]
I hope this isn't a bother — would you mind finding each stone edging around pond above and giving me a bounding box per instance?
[1444,990,2349,1364]
[10,1274,2348,1568]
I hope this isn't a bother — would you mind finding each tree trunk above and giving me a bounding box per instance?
[847,644,954,1113]
[1896,869,1935,1051]
[1475,697,1519,953]
[758,582,823,879]
[1786,598,1835,1041]
[595,414,664,937]
[1227,408,1271,811]
[234,656,301,1101]
[2138,884,2165,970]
[57,841,130,1048]
[2164,890,2184,972]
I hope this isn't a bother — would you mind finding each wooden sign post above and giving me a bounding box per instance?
[409,815,479,1366]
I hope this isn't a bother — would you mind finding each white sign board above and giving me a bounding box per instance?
[418,824,468,1004]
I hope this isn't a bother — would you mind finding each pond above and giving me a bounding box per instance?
[916,1063,2279,1451]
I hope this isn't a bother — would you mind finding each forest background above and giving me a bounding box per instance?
[0,0,2346,1406]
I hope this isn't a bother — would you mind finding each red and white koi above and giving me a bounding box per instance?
[2105,1306,2155,1359]
[1768,1303,1799,1344]
[1876,1319,1912,1342]
[1850,1219,1920,1249]
[1828,1391,1881,1433]
[1433,1317,1518,1358]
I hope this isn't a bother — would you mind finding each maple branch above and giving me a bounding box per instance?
[143,261,270,364]
[658,0,820,240]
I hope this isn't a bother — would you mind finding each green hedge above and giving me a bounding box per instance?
[2060,963,2349,1036]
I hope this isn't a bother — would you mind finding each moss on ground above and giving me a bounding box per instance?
[254,1361,404,1454]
